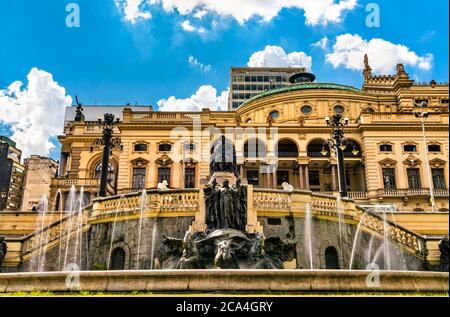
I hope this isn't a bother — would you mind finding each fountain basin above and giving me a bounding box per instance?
[0,270,447,294]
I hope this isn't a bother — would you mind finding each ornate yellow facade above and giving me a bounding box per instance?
[50,61,449,215]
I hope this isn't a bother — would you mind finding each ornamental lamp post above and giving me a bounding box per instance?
[91,113,122,197]
[323,114,359,198]
[413,101,436,212]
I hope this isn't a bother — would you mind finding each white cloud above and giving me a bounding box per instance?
[157,85,228,111]
[117,0,358,26]
[247,45,312,70]
[181,20,206,33]
[115,0,152,24]
[0,68,72,159]
[326,33,434,74]
[188,55,212,72]
[311,37,329,50]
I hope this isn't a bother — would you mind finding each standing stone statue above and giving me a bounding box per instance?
[0,237,7,272]
[210,135,239,176]
[74,96,85,122]
[220,179,235,229]
[439,236,449,272]
[232,179,247,231]
[204,179,223,230]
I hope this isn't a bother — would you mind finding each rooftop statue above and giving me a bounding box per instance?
[74,95,85,122]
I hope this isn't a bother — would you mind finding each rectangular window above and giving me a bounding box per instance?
[407,168,421,189]
[428,144,441,152]
[157,167,171,185]
[158,143,172,152]
[379,144,393,152]
[309,170,320,186]
[184,168,196,189]
[382,168,396,189]
[246,170,259,186]
[404,144,417,152]
[432,169,446,189]
[277,171,289,186]
[132,168,146,190]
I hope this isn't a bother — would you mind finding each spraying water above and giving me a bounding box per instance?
[335,195,343,255]
[57,189,64,271]
[73,187,85,270]
[63,186,77,270]
[136,190,147,269]
[107,196,125,270]
[150,219,158,270]
[36,195,49,272]
[349,212,367,269]
[304,202,314,269]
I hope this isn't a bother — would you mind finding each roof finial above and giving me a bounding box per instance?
[363,54,372,79]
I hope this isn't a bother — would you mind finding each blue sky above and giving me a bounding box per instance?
[0,0,448,159]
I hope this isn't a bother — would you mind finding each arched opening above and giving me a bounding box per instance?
[343,140,362,157]
[276,139,299,158]
[307,139,329,157]
[244,139,267,158]
[110,247,126,270]
[325,246,340,269]
[54,192,61,211]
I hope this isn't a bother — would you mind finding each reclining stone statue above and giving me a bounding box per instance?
[0,237,7,272]
[439,236,449,272]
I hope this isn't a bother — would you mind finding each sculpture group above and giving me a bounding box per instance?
[204,179,247,231]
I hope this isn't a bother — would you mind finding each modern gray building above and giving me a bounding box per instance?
[229,67,307,109]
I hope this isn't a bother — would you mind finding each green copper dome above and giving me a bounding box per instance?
[239,82,362,108]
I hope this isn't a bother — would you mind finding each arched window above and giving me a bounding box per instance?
[325,246,340,269]
[307,139,329,157]
[110,247,126,270]
[94,162,116,184]
[343,140,362,157]
[244,139,267,158]
[277,139,299,158]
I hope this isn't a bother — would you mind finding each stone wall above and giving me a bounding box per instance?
[258,215,425,271]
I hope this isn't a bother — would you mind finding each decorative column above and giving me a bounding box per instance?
[331,165,338,191]
[272,169,277,189]
[304,165,310,190]
[299,165,304,189]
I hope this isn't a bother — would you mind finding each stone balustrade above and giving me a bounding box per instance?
[91,189,200,220]
[253,189,290,211]
[22,211,89,256]
[18,187,425,264]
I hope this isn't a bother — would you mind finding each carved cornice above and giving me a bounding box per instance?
[403,155,421,168]
[156,155,173,167]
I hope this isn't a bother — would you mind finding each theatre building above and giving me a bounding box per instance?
[49,58,449,214]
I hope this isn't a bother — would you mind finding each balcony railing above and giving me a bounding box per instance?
[52,178,100,187]
[307,152,362,158]
[379,188,449,197]
[277,151,299,158]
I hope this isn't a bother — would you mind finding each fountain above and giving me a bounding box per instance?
[0,136,447,293]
